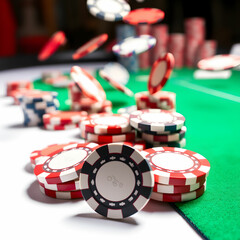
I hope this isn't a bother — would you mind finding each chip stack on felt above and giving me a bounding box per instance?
[32,142,99,200]
[69,66,112,113]
[141,147,210,202]
[130,109,187,148]
[18,90,59,127]
[42,110,88,131]
[79,113,136,144]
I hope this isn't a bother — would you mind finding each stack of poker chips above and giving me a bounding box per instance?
[79,113,136,144]
[129,109,187,148]
[135,91,176,111]
[141,147,210,202]
[18,90,59,126]
[42,110,88,131]
[32,142,99,200]
[69,82,112,113]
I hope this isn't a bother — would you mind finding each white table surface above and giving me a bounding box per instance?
[0,63,202,240]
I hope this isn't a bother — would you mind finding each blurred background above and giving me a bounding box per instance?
[0,0,240,69]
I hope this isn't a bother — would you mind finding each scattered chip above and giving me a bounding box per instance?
[123,8,165,25]
[130,109,185,133]
[73,34,108,60]
[99,69,134,96]
[38,31,66,61]
[87,0,131,22]
[39,185,83,199]
[34,142,99,184]
[79,143,154,219]
[112,35,156,57]
[151,183,206,202]
[80,113,131,134]
[71,66,106,102]
[141,147,210,185]
[197,54,240,71]
[148,53,175,94]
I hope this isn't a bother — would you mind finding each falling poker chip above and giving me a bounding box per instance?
[79,143,154,219]
[141,147,210,185]
[87,0,131,22]
[34,142,99,184]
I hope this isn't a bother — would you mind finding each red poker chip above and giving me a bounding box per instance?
[123,8,165,25]
[71,66,106,102]
[44,123,79,131]
[153,178,206,194]
[151,183,206,202]
[120,141,146,151]
[43,111,88,125]
[80,113,131,134]
[39,184,83,199]
[83,130,136,143]
[141,147,210,185]
[72,34,108,60]
[99,69,133,96]
[38,31,66,61]
[197,54,240,71]
[34,142,99,184]
[148,53,175,94]
[30,142,78,167]
[38,178,80,191]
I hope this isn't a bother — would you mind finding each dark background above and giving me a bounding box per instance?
[0,0,240,69]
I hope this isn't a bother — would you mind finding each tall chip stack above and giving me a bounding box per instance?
[136,24,151,69]
[151,24,169,64]
[116,24,139,72]
[168,33,185,68]
[184,17,205,67]
[129,109,187,148]
[196,40,217,64]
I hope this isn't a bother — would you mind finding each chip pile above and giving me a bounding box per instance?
[141,147,210,202]
[33,142,99,199]
[18,90,59,126]
[79,113,136,144]
[130,109,187,148]
[42,111,88,131]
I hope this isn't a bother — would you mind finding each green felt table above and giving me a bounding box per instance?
[33,67,240,240]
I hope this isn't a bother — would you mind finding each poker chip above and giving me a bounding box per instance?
[145,138,186,149]
[44,123,79,131]
[101,62,129,85]
[112,35,156,58]
[80,113,131,134]
[70,66,106,102]
[151,183,206,202]
[148,53,175,94]
[43,111,88,125]
[87,0,131,22]
[197,54,240,71]
[39,185,83,199]
[130,109,185,133]
[141,147,210,185]
[38,178,80,191]
[34,142,99,184]
[99,69,133,96]
[141,126,187,143]
[38,31,66,61]
[119,141,146,151]
[30,142,78,167]
[73,34,108,60]
[153,179,206,194]
[83,130,136,143]
[123,8,165,25]
[7,81,32,97]
[79,143,154,219]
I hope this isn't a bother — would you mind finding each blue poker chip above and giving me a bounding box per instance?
[87,0,130,22]
[112,35,156,57]
[79,143,154,219]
